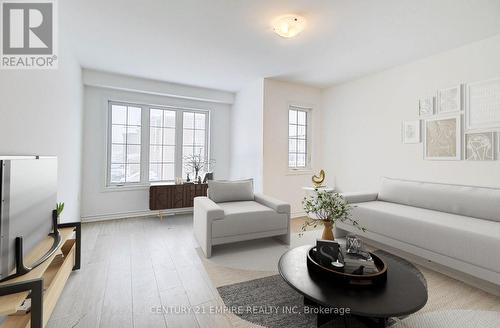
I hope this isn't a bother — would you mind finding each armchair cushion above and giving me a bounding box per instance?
[212,201,288,238]
[208,179,254,203]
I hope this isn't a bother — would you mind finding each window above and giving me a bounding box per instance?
[109,104,142,184]
[288,106,309,169]
[107,101,210,187]
[149,109,176,182]
[182,112,207,179]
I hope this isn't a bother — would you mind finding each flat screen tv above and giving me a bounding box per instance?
[0,156,57,280]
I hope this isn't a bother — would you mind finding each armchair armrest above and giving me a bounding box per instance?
[194,196,224,221]
[254,193,291,214]
[193,197,225,257]
[341,192,378,204]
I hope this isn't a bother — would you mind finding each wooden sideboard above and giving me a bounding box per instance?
[149,183,208,210]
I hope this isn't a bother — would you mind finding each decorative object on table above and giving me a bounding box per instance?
[54,202,64,224]
[301,191,365,240]
[183,154,215,182]
[346,234,363,254]
[203,172,213,183]
[351,266,365,275]
[186,173,191,182]
[55,202,64,219]
[465,132,496,161]
[314,240,343,270]
[424,115,461,160]
[311,169,325,188]
[418,96,435,117]
[437,85,462,114]
[197,176,202,184]
[174,177,183,185]
[306,246,387,286]
[466,77,500,130]
[402,120,421,144]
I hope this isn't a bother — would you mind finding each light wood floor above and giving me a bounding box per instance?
[47,214,232,328]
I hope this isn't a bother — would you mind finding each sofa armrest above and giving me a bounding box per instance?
[254,193,291,214]
[342,192,378,204]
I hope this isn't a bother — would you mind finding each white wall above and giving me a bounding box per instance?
[0,44,83,223]
[81,71,233,220]
[322,34,500,192]
[229,79,264,192]
[263,79,323,217]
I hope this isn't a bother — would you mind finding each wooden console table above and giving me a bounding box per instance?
[149,183,208,211]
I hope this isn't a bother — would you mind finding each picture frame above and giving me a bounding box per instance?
[424,115,461,160]
[418,96,434,117]
[465,77,500,130]
[402,120,421,144]
[464,131,496,161]
[437,85,462,114]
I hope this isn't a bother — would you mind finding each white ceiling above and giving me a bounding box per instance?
[63,0,500,92]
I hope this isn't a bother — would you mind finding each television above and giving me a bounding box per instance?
[0,156,57,280]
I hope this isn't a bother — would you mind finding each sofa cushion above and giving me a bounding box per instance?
[340,201,500,273]
[212,201,288,238]
[208,179,254,203]
[378,177,500,223]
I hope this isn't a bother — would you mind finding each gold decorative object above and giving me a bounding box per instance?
[312,169,325,188]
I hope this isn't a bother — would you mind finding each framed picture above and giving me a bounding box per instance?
[424,115,461,160]
[465,77,500,130]
[437,85,462,114]
[418,96,434,117]
[465,132,496,161]
[402,120,421,144]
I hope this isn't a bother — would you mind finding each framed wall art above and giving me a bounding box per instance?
[418,96,434,117]
[437,85,462,114]
[424,116,461,160]
[465,77,500,130]
[465,132,496,161]
[402,120,421,144]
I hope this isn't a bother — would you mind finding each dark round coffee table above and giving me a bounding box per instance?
[278,245,428,327]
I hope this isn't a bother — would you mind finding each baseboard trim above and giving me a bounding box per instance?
[291,211,306,219]
[84,208,305,222]
[81,208,193,222]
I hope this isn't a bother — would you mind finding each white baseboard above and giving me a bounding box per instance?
[291,211,306,218]
[84,208,305,222]
[81,208,193,223]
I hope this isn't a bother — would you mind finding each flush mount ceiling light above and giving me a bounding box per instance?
[272,14,306,38]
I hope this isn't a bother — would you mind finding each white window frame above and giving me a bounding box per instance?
[288,105,312,172]
[180,111,211,180]
[106,100,211,188]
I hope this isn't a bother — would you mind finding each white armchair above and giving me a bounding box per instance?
[194,179,290,258]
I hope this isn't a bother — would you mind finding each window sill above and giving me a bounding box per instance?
[286,169,313,176]
[102,184,150,192]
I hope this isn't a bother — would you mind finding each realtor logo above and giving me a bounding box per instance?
[1,0,58,69]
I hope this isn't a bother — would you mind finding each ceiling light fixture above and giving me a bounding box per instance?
[272,14,306,38]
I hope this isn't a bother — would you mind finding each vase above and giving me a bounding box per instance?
[321,221,334,240]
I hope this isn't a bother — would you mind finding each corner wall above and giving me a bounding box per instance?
[229,79,264,192]
[263,79,323,217]
[322,34,500,192]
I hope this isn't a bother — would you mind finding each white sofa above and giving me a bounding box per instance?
[194,179,290,257]
[337,177,500,285]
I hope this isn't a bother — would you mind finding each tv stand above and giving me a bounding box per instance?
[0,222,81,328]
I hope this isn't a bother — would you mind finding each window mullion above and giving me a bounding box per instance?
[141,106,150,184]
[175,110,184,180]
